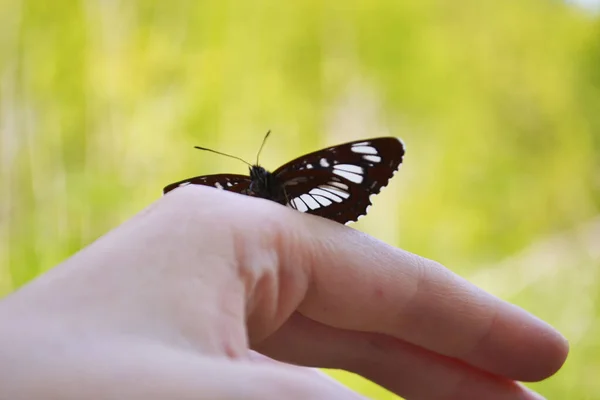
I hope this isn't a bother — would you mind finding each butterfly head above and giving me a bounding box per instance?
[248,165,286,204]
[249,165,268,182]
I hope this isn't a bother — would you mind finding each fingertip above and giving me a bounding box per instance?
[523,316,569,381]
[467,302,569,382]
[508,307,569,381]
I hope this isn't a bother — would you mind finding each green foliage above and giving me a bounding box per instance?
[1,0,598,398]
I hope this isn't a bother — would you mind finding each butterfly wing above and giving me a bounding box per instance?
[163,174,251,195]
[273,137,405,224]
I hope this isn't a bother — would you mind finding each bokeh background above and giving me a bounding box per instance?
[1,0,599,398]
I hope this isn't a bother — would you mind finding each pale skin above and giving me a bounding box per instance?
[0,186,568,399]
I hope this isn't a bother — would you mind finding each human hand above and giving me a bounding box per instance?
[0,186,568,399]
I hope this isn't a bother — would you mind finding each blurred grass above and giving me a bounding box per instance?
[1,0,599,398]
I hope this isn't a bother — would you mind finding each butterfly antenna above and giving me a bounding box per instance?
[255,130,271,165]
[194,146,253,168]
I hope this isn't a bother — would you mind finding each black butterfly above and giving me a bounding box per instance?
[163,132,405,224]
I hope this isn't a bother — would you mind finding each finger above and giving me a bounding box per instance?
[268,200,568,381]
[256,313,546,400]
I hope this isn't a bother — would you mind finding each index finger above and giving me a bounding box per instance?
[288,212,568,382]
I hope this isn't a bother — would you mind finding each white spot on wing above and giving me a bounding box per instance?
[318,185,350,199]
[328,181,349,190]
[215,182,224,189]
[334,164,363,174]
[363,155,381,163]
[226,181,233,187]
[311,194,333,206]
[290,197,309,212]
[305,164,313,169]
[310,188,343,203]
[351,145,378,155]
[319,158,330,167]
[333,164,363,183]
[179,182,191,187]
[300,194,320,210]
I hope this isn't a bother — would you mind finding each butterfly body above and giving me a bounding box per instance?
[164,137,405,225]
[247,165,287,204]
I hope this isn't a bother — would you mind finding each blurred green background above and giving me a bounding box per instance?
[1,0,599,398]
